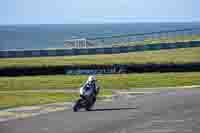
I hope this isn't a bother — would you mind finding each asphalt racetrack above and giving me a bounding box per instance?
[0,89,200,133]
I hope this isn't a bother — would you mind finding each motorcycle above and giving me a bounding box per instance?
[73,94,96,112]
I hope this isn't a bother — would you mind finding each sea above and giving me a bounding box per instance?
[0,22,200,50]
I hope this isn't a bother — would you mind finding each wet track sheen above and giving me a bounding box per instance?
[0,89,200,133]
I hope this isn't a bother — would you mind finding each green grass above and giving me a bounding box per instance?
[0,90,112,109]
[0,47,200,69]
[113,35,200,46]
[1,72,200,91]
[0,92,78,109]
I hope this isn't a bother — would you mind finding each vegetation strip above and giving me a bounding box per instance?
[0,92,78,110]
[1,62,200,76]
[0,47,200,69]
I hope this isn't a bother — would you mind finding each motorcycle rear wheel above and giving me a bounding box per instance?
[73,99,82,112]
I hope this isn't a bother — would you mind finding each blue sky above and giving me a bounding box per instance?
[1,0,200,24]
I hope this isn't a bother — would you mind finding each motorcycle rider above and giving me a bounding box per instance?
[79,75,99,103]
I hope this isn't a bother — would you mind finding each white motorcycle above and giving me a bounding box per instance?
[73,85,99,112]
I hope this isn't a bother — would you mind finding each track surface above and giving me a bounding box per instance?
[0,89,200,133]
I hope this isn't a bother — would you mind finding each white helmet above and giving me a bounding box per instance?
[87,75,96,82]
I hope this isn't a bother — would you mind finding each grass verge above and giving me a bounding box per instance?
[0,92,78,109]
[0,90,112,109]
[0,47,200,69]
